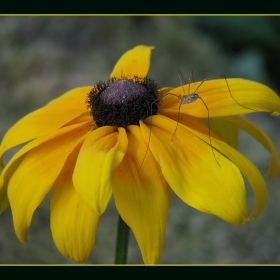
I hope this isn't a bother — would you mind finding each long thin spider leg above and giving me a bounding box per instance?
[139,92,179,171]
[197,96,221,167]
[195,75,258,112]
[176,72,222,166]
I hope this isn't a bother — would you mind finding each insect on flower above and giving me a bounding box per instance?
[142,70,257,169]
[0,45,279,265]
[172,71,259,165]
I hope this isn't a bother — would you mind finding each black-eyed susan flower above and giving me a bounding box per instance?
[0,45,280,264]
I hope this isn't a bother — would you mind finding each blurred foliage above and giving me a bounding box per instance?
[0,16,279,264]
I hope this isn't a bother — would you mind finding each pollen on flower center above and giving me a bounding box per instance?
[87,76,161,128]
[100,80,147,104]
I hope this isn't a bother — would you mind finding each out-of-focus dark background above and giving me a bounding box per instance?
[0,16,280,264]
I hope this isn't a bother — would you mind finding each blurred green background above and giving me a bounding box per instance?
[0,16,280,264]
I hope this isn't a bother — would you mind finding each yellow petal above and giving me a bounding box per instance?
[0,156,25,214]
[110,45,154,79]
[0,86,92,165]
[159,79,280,117]
[202,117,239,149]
[8,125,88,242]
[51,143,99,263]
[0,190,9,214]
[159,87,174,95]
[221,115,279,179]
[164,112,267,221]
[61,112,92,127]
[0,122,90,206]
[73,126,128,215]
[112,125,170,264]
[141,115,247,225]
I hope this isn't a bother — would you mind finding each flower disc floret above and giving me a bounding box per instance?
[87,76,160,128]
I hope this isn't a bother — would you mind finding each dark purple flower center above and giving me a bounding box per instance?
[87,76,161,128]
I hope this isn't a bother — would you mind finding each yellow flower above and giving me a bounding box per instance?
[0,45,280,264]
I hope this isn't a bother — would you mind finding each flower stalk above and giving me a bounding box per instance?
[115,214,130,264]
[0,45,279,264]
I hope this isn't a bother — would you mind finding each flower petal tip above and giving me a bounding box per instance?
[110,45,155,79]
[18,232,27,243]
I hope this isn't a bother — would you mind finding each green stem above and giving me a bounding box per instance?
[115,214,130,264]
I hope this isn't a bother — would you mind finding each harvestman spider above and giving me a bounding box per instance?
[139,70,258,170]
